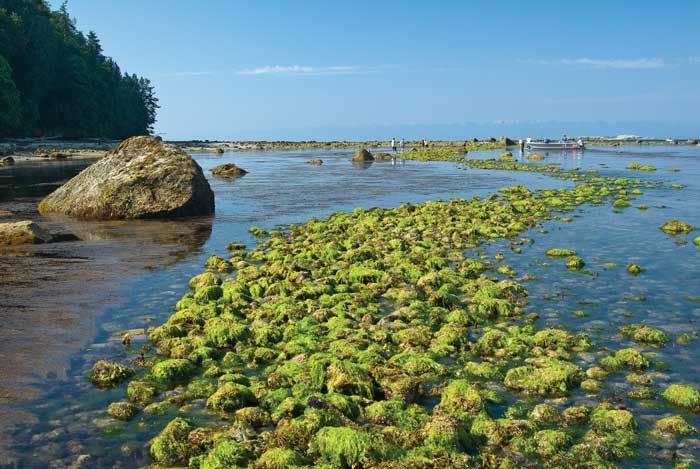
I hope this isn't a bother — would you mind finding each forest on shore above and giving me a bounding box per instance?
[0,0,158,139]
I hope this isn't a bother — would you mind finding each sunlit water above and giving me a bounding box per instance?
[0,145,698,467]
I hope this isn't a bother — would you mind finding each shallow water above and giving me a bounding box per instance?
[0,145,698,467]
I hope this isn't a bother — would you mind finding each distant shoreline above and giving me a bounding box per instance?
[1,137,697,161]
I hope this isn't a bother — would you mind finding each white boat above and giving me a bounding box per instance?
[527,138,584,151]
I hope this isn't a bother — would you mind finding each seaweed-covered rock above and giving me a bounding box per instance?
[660,220,695,235]
[255,448,306,468]
[307,159,323,165]
[503,358,583,396]
[107,402,137,421]
[88,360,134,388]
[351,149,374,162]
[565,256,585,270]
[527,153,545,161]
[150,418,194,466]
[127,380,157,404]
[0,221,53,246]
[601,348,649,372]
[545,248,576,258]
[662,384,700,411]
[0,155,15,165]
[197,438,252,468]
[498,151,516,162]
[38,136,214,219]
[619,324,668,347]
[151,359,195,384]
[626,263,645,275]
[653,415,695,436]
[206,383,256,412]
[309,426,376,467]
[189,272,221,290]
[211,163,247,179]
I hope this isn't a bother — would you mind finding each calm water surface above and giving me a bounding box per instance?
[0,145,698,467]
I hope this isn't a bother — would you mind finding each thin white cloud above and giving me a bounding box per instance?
[520,57,666,69]
[561,58,665,69]
[162,71,214,77]
[235,65,393,76]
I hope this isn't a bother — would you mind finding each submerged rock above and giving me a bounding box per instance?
[88,360,134,388]
[211,163,247,179]
[351,149,374,162]
[38,136,214,220]
[0,220,52,246]
[107,402,137,421]
[306,159,323,165]
[373,152,393,160]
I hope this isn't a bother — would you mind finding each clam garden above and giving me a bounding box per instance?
[9,144,700,468]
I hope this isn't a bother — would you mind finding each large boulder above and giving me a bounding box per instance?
[38,136,214,220]
[499,136,516,146]
[352,149,374,162]
[0,156,14,166]
[0,221,52,246]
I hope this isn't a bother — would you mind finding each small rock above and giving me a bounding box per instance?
[211,163,247,179]
[351,149,374,162]
[0,220,53,246]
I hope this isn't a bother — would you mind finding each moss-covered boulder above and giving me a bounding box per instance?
[662,384,700,411]
[107,401,137,421]
[660,220,695,235]
[38,136,214,219]
[211,163,247,179]
[527,153,545,161]
[88,360,134,389]
[626,263,645,275]
[498,151,516,162]
[565,256,585,270]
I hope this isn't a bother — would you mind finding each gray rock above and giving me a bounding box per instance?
[0,220,52,246]
[211,163,247,179]
[38,136,214,220]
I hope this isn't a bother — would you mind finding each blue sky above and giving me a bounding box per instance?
[52,0,700,139]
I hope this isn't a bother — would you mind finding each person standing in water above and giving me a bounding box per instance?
[399,138,405,152]
[391,138,397,153]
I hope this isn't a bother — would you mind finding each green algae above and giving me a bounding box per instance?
[99,148,678,467]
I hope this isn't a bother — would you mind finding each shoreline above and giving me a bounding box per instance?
[2,137,698,162]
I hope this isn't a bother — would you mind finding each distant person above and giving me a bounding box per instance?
[391,138,397,153]
[400,138,405,152]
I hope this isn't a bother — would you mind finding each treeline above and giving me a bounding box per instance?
[0,0,158,138]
